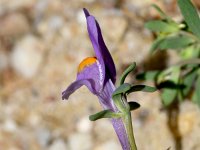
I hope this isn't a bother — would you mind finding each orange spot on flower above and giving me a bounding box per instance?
[78,57,97,73]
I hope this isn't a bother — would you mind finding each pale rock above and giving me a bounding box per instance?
[0,13,30,37]
[28,112,41,127]
[76,116,92,133]
[34,0,49,15]
[6,0,36,11]
[36,15,64,38]
[11,35,44,78]
[46,0,63,14]
[36,21,48,36]
[179,101,200,150]
[36,128,51,147]
[179,101,198,136]
[128,0,151,8]
[48,139,68,150]
[48,16,64,31]
[179,112,196,136]
[60,25,72,39]
[3,118,17,132]
[34,0,49,26]
[95,140,121,150]
[76,9,86,25]
[68,133,92,150]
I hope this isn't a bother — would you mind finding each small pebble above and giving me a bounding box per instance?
[11,35,44,78]
[0,13,29,37]
[48,139,68,150]
[76,116,92,133]
[68,133,92,150]
[76,9,86,25]
[3,118,17,132]
[36,128,51,147]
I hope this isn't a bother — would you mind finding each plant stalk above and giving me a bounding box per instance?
[123,111,137,150]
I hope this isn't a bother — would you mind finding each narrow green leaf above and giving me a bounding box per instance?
[178,0,200,39]
[126,85,157,94]
[162,88,178,106]
[150,37,165,53]
[152,4,179,28]
[136,71,160,81]
[112,83,131,97]
[128,102,140,111]
[89,110,122,121]
[151,4,169,19]
[182,68,198,96]
[145,20,179,33]
[120,62,136,85]
[157,35,194,50]
[161,67,180,106]
[192,74,200,107]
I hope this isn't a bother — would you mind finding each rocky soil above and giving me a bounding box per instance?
[0,0,200,150]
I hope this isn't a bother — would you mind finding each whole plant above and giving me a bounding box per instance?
[62,8,156,150]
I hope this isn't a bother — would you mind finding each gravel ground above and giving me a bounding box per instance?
[0,0,200,150]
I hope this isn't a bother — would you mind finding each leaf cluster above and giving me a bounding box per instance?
[137,0,200,106]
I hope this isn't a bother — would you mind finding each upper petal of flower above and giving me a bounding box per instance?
[83,8,116,84]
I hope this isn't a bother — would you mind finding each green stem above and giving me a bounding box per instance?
[113,94,137,150]
[123,111,137,150]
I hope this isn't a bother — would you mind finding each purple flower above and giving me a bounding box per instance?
[62,8,130,150]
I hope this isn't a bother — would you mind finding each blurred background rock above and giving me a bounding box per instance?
[0,0,200,150]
